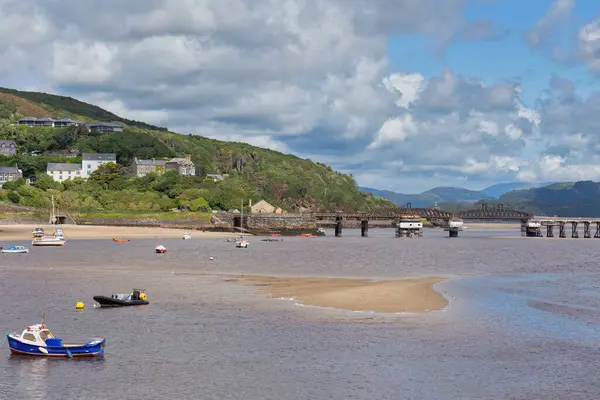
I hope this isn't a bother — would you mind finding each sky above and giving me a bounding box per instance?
[1,0,600,193]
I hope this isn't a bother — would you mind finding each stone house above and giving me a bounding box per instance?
[0,166,22,186]
[130,158,167,177]
[250,200,275,214]
[165,155,195,176]
[0,140,17,156]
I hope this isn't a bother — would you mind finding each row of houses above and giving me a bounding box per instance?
[47,154,201,182]
[18,117,123,132]
[130,156,196,177]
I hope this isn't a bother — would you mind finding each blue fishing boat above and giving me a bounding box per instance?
[6,322,106,358]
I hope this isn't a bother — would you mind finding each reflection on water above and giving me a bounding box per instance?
[2,228,600,398]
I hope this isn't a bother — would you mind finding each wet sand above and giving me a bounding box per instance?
[0,224,240,240]
[231,275,448,313]
[464,222,520,230]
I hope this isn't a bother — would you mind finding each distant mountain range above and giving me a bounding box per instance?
[359,182,554,208]
[497,181,600,217]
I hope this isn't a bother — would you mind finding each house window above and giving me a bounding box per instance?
[87,164,91,169]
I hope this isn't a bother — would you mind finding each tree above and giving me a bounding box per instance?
[90,162,121,185]
[7,191,20,203]
[33,172,59,191]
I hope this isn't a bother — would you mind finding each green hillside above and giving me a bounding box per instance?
[0,89,395,214]
[0,87,166,131]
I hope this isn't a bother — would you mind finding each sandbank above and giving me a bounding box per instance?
[0,224,240,240]
[463,222,520,230]
[231,275,448,313]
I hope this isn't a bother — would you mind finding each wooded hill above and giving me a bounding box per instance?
[0,88,394,213]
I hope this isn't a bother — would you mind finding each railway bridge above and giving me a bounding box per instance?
[312,203,533,238]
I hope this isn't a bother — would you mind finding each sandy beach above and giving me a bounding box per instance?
[231,275,448,313]
[0,224,240,240]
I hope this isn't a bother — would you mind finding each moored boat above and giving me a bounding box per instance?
[32,237,66,246]
[6,323,106,358]
[155,245,167,253]
[182,233,192,240]
[1,245,29,254]
[31,227,44,239]
[93,289,149,307]
[112,237,130,243]
[236,239,249,248]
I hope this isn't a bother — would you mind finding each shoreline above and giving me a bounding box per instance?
[229,275,448,314]
[0,224,241,240]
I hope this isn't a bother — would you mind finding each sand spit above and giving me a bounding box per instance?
[230,275,448,313]
[0,224,240,240]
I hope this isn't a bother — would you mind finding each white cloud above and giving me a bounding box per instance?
[0,0,599,192]
[525,0,575,48]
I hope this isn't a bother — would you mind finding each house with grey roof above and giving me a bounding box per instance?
[82,153,117,178]
[54,118,84,127]
[130,158,167,177]
[18,117,84,128]
[165,155,195,176]
[86,123,124,133]
[0,166,22,187]
[0,140,17,156]
[18,117,55,127]
[46,163,82,182]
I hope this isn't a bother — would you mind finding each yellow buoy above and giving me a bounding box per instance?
[139,292,147,301]
[75,302,85,310]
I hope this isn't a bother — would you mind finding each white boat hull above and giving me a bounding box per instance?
[1,250,29,253]
[32,239,66,246]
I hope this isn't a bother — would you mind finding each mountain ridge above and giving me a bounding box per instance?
[359,182,556,208]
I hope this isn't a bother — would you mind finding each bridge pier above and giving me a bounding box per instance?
[444,218,463,238]
[395,215,423,238]
[559,222,566,238]
[360,220,368,237]
[571,222,579,238]
[522,219,542,237]
[584,222,591,238]
[596,222,600,238]
[546,225,554,237]
[335,216,343,237]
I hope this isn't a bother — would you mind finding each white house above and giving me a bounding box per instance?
[81,153,116,178]
[46,163,82,182]
[46,153,116,182]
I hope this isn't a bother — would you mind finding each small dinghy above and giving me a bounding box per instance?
[235,240,249,248]
[6,321,106,358]
[1,245,29,253]
[182,233,192,240]
[155,245,167,253]
[112,237,130,243]
[93,289,149,308]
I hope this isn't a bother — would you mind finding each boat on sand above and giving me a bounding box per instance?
[6,321,106,358]
[93,289,149,307]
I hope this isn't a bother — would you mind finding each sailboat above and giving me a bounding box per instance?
[235,199,249,248]
[32,195,66,247]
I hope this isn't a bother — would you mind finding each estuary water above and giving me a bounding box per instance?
[2,227,600,399]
